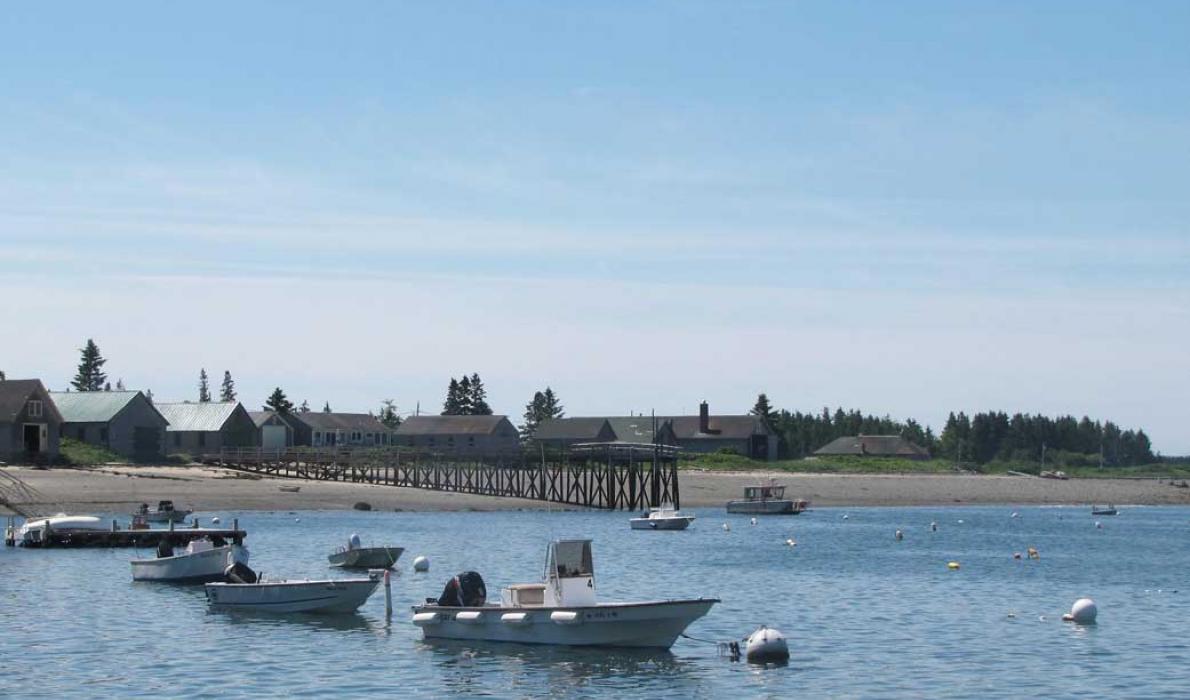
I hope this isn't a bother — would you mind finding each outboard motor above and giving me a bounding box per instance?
[224,561,259,584]
[435,571,487,607]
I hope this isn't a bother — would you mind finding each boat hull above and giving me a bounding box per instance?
[140,510,191,523]
[629,517,694,530]
[412,598,718,649]
[205,578,380,614]
[131,545,247,583]
[328,546,404,569]
[726,500,804,514]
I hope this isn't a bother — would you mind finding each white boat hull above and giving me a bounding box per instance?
[17,515,105,546]
[328,546,404,569]
[131,545,247,583]
[412,599,718,648]
[726,500,803,514]
[141,510,191,523]
[205,578,380,614]
[629,516,694,530]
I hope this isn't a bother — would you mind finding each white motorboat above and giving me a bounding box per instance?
[411,539,718,648]
[328,534,403,569]
[629,506,695,530]
[725,482,808,515]
[135,500,192,523]
[131,537,249,583]
[205,571,381,614]
[17,514,106,546]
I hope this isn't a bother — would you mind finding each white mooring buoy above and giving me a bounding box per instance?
[211,516,221,525]
[413,555,430,572]
[895,529,904,541]
[723,523,731,532]
[1063,597,1098,624]
[745,626,789,664]
[750,518,757,526]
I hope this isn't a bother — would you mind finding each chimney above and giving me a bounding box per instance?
[699,401,709,433]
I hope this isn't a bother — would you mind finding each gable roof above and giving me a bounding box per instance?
[156,402,243,432]
[247,410,299,429]
[666,415,769,440]
[396,415,512,436]
[605,417,670,443]
[533,417,611,441]
[48,390,148,424]
[293,412,387,432]
[0,379,63,423]
[814,435,930,458]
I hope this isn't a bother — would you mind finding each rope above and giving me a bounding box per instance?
[680,633,744,660]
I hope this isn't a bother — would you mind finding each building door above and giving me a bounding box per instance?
[134,427,161,458]
[750,434,769,460]
[262,425,287,449]
[24,424,42,453]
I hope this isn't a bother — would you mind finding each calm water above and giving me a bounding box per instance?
[3,505,1189,698]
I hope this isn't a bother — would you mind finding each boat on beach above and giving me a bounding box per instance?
[131,536,249,583]
[135,500,192,523]
[411,539,718,648]
[206,570,382,614]
[16,514,107,546]
[328,534,403,569]
[1091,504,1118,516]
[725,482,808,515]
[629,506,695,530]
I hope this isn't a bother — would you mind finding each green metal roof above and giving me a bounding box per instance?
[156,402,241,432]
[48,391,142,423]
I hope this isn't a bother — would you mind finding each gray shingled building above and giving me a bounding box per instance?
[0,379,62,462]
[49,390,168,459]
[293,412,393,448]
[156,402,257,454]
[396,415,521,457]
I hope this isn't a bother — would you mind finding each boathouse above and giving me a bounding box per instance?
[813,435,930,460]
[0,379,63,462]
[248,410,301,449]
[532,417,616,449]
[396,415,521,457]
[156,401,257,455]
[291,412,393,448]
[49,390,168,459]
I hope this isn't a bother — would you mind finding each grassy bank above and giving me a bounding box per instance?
[59,438,127,465]
[679,452,1190,479]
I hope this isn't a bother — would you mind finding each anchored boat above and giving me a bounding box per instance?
[725,482,808,515]
[131,536,248,583]
[1091,504,1118,516]
[135,500,192,523]
[629,506,695,530]
[328,534,403,569]
[411,539,718,648]
[206,568,382,614]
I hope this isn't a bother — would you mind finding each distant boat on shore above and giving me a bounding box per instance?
[1091,505,1118,516]
[726,482,808,515]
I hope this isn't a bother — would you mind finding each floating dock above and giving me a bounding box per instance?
[12,518,246,549]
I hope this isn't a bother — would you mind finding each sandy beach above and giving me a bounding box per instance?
[4,464,1189,515]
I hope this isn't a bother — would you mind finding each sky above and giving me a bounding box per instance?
[1,2,1187,452]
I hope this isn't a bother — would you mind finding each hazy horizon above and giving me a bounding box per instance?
[2,3,1187,452]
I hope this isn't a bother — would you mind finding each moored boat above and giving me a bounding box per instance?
[206,572,382,614]
[136,500,192,523]
[725,482,807,515]
[629,506,695,530]
[1091,504,1118,516]
[328,534,403,569]
[411,539,718,648]
[131,536,249,583]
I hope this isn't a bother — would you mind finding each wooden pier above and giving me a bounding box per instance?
[205,442,681,511]
[16,519,246,549]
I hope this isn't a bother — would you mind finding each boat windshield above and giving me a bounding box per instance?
[745,486,784,500]
[551,540,593,578]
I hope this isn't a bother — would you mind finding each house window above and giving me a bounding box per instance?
[314,431,322,446]
[352,431,361,443]
[198,432,206,447]
[28,400,43,418]
[365,433,373,445]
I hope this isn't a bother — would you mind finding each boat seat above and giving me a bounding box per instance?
[507,583,547,606]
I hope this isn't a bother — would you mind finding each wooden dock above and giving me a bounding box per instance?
[205,442,681,511]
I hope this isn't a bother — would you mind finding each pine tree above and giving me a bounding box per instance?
[71,338,108,391]
[469,373,492,415]
[0,370,6,381]
[750,393,775,427]
[265,388,294,414]
[443,378,462,415]
[198,369,211,402]
[299,399,310,413]
[323,401,332,413]
[116,378,125,391]
[520,387,564,440]
[103,382,111,391]
[219,371,236,402]
[379,399,401,428]
[458,375,474,414]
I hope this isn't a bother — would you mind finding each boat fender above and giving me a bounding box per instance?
[412,612,440,626]
[745,626,789,664]
[550,611,581,625]
[1062,598,1097,624]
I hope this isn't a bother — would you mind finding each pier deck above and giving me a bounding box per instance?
[18,523,246,549]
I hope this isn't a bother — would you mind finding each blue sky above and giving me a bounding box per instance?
[2,3,1187,451]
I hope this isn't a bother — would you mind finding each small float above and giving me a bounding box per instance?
[629,506,695,530]
[411,539,717,648]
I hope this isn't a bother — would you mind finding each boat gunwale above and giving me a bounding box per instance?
[411,597,720,614]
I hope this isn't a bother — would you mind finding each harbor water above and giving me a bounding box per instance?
[3,505,1189,698]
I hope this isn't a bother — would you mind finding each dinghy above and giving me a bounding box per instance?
[328,533,403,569]
[130,536,248,583]
[411,539,717,648]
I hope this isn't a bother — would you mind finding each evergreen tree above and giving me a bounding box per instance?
[219,371,236,402]
[443,378,463,415]
[469,373,493,415]
[323,401,332,413]
[519,387,564,440]
[145,389,154,404]
[116,378,125,391]
[0,370,6,381]
[750,393,775,427]
[103,381,111,391]
[198,369,211,403]
[379,399,401,428]
[265,388,294,414]
[458,375,474,414]
[299,399,310,413]
[71,338,108,391]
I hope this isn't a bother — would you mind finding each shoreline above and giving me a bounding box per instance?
[4,465,1190,515]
